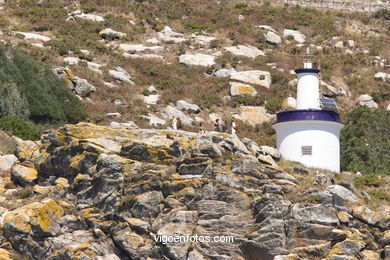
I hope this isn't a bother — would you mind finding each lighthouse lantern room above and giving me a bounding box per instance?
[272,49,344,173]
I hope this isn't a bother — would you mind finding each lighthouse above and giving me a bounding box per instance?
[272,49,344,173]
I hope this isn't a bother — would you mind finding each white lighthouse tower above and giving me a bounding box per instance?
[272,49,344,173]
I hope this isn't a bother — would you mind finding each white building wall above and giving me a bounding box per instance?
[296,72,320,109]
[272,120,344,173]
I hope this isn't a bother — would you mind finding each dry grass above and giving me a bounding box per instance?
[0,130,17,155]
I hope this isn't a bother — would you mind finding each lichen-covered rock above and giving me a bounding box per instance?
[327,185,359,203]
[10,164,38,186]
[5,122,388,259]
[4,199,64,235]
[230,82,258,96]
[352,206,390,229]
[230,70,272,88]
[224,45,265,58]
[14,139,40,163]
[0,154,18,171]
[0,249,12,260]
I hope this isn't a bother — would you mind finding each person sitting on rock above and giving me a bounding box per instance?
[214,119,221,132]
[222,121,228,133]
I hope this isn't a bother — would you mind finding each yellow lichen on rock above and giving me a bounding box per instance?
[3,199,64,234]
[0,248,12,260]
[55,177,70,189]
[10,164,38,186]
[236,84,257,95]
[15,139,41,163]
[360,250,380,260]
[33,185,53,195]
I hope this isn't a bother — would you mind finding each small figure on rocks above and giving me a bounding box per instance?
[222,121,228,133]
[199,122,205,134]
[172,117,179,130]
[214,119,221,132]
[231,121,238,136]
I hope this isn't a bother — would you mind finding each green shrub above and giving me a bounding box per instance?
[0,44,87,124]
[341,107,390,174]
[183,20,206,32]
[353,174,382,188]
[232,95,265,107]
[265,97,283,114]
[0,82,30,118]
[374,9,390,20]
[235,2,254,15]
[367,190,390,201]
[0,116,41,140]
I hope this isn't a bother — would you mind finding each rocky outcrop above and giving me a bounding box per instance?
[1,123,388,259]
[274,0,390,12]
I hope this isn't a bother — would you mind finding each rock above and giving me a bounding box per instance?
[14,32,51,42]
[230,82,258,96]
[282,97,297,109]
[99,28,126,40]
[14,139,40,163]
[273,254,300,260]
[66,16,75,22]
[283,29,306,43]
[87,61,104,74]
[314,173,334,186]
[265,31,282,45]
[348,40,355,48]
[177,156,212,175]
[109,67,134,84]
[0,249,12,260]
[382,230,390,245]
[74,78,96,97]
[374,72,390,81]
[110,121,137,129]
[176,100,201,114]
[291,204,339,225]
[11,164,38,186]
[259,145,280,159]
[70,12,105,22]
[123,53,164,60]
[157,26,186,43]
[360,250,380,260]
[147,85,158,93]
[130,191,164,219]
[213,68,236,78]
[232,106,273,126]
[352,206,390,229]
[179,53,215,67]
[119,44,164,53]
[0,154,18,171]
[146,38,159,45]
[141,114,166,127]
[359,94,378,108]
[143,94,161,105]
[80,49,91,55]
[335,41,344,48]
[63,56,80,65]
[257,154,277,166]
[106,112,121,119]
[337,211,352,224]
[162,106,194,126]
[3,198,64,237]
[327,185,358,203]
[224,45,265,58]
[229,70,271,88]
[192,35,217,45]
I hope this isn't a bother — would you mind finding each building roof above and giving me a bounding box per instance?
[276,109,342,123]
